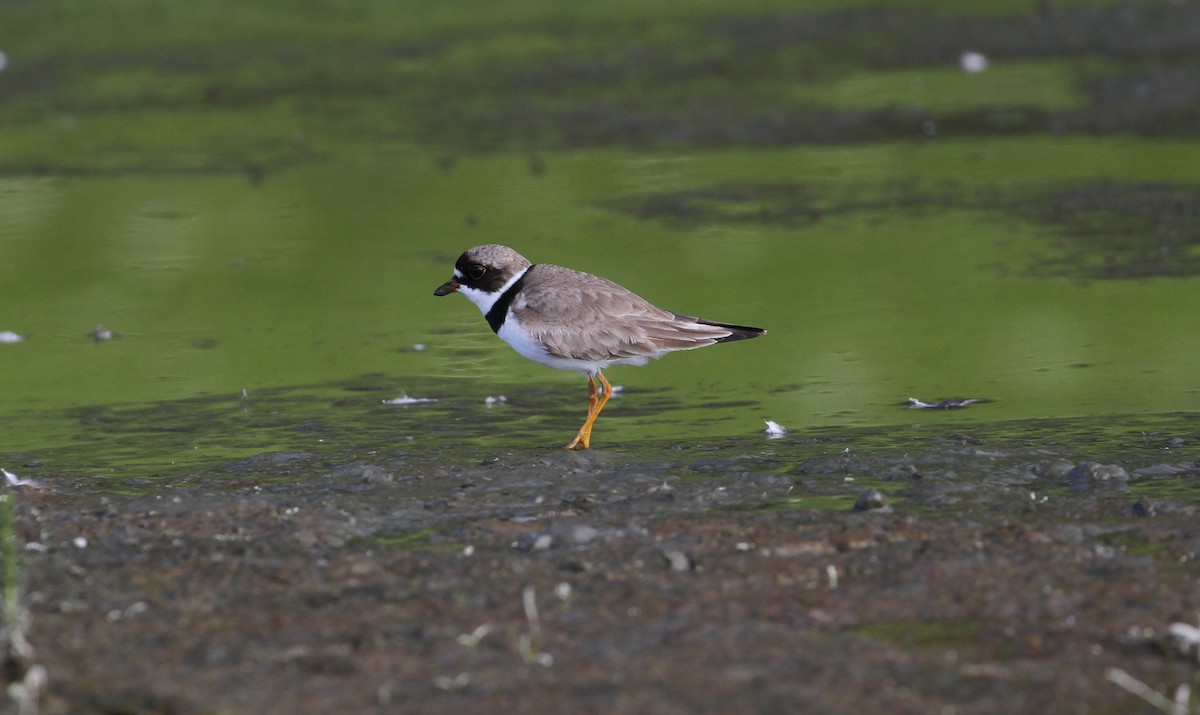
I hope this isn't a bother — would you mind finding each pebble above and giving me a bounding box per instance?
[1028,460,1076,479]
[329,462,394,483]
[1066,461,1129,482]
[515,524,602,552]
[1132,463,1191,478]
[1066,461,1129,493]
[660,548,694,572]
[852,488,889,512]
[1130,497,1156,517]
[554,524,601,545]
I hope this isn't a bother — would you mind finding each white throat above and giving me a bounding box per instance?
[458,266,530,317]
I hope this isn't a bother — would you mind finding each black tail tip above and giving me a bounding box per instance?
[707,322,766,343]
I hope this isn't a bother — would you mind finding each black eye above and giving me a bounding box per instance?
[468,264,487,280]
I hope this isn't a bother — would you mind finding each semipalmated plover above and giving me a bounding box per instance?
[434,244,765,449]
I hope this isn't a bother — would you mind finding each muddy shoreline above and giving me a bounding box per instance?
[5,414,1198,714]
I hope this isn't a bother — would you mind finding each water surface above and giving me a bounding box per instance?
[2,0,1199,467]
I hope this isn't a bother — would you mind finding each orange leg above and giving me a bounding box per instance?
[564,371,613,450]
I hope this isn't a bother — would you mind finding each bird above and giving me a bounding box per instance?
[433,244,765,449]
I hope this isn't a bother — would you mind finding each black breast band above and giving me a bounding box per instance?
[485,267,532,333]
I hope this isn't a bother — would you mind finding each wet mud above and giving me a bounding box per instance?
[4,409,1200,714]
[604,179,1200,280]
[7,2,1200,178]
[417,2,1200,151]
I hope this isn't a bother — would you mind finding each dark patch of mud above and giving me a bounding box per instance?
[604,181,885,229]
[3,410,1199,714]
[417,2,1200,151]
[1023,181,1200,279]
[604,179,1200,279]
[8,2,1200,177]
[712,4,1200,67]
[421,97,1040,152]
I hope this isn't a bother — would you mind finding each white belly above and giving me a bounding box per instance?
[497,316,611,375]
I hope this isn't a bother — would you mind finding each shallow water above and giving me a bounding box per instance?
[3,2,1200,463]
[3,145,1199,460]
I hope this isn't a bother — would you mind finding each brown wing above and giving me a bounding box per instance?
[513,264,741,362]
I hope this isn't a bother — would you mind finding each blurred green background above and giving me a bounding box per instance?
[2,0,1199,454]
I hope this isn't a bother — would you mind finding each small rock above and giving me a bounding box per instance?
[1130,497,1156,517]
[295,530,321,548]
[660,548,694,572]
[1071,462,1125,480]
[330,462,394,483]
[852,488,889,512]
[959,51,989,73]
[514,524,602,552]
[1167,622,1200,661]
[647,481,675,500]
[1067,461,1129,482]
[1133,463,1189,478]
[882,464,920,481]
[513,533,555,551]
[1070,463,1123,491]
[552,524,600,546]
[1028,460,1075,479]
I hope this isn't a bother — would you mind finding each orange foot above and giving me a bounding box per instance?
[564,371,612,450]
